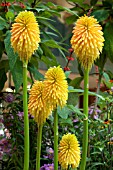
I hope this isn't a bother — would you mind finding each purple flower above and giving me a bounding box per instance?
[17,111,34,119]
[17,111,24,119]
[74,125,79,128]
[40,163,54,170]
[111,87,113,92]
[93,114,98,120]
[0,138,12,159]
[43,147,54,160]
[88,106,101,119]
[73,119,79,123]
[5,93,14,103]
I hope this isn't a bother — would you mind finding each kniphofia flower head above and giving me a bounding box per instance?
[28,81,52,125]
[71,15,104,70]
[44,66,68,109]
[11,11,40,63]
[58,133,81,169]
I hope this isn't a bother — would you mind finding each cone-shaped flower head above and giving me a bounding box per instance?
[11,11,40,63]
[28,81,52,125]
[44,66,68,109]
[58,133,81,169]
[71,15,104,70]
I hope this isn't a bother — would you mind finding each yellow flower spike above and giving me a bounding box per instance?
[44,66,68,109]
[71,15,104,70]
[28,81,52,125]
[58,133,81,169]
[11,11,40,63]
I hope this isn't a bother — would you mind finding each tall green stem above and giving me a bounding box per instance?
[23,62,29,170]
[54,109,58,170]
[36,124,43,170]
[80,69,89,170]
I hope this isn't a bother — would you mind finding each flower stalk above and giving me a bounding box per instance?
[23,62,29,170]
[54,109,58,170]
[80,69,89,170]
[36,124,43,170]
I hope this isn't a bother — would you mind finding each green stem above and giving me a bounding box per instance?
[80,69,89,170]
[23,62,29,170]
[54,109,58,170]
[36,124,43,170]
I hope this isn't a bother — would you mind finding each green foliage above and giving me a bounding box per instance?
[95,52,107,72]
[4,31,18,71]
[69,76,84,88]
[1,0,113,169]
[57,105,72,119]
[5,11,15,21]
[92,9,109,22]
[0,16,9,30]
[104,22,113,63]
[0,68,7,91]
[90,0,98,6]
[4,31,23,91]
[11,59,23,92]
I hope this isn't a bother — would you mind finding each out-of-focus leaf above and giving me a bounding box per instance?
[90,162,104,168]
[57,105,72,119]
[59,117,73,126]
[67,105,84,116]
[0,60,9,72]
[104,22,113,63]
[36,16,55,22]
[69,88,105,100]
[0,16,9,30]
[30,56,39,69]
[69,76,84,88]
[95,52,107,71]
[40,43,57,60]
[92,9,109,22]
[66,0,84,4]
[103,72,110,82]
[67,92,79,106]
[39,20,62,37]
[5,11,15,20]
[0,68,7,91]
[46,1,56,7]
[90,0,98,5]
[41,55,58,67]
[28,65,44,80]
[65,71,71,78]
[78,62,84,76]
[102,0,113,7]
[26,6,45,12]
[65,15,78,24]
[11,59,23,92]
[57,5,78,16]
[4,31,18,71]
[42,40,66,51]
[39,44,59,67]
[0,41,4,59]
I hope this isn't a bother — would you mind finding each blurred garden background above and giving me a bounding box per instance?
[0,0,113,169]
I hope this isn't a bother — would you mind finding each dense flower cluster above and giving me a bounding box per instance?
[44,66,68,109]
[58,133,81,169]
[28,66,68,125]
[71,15,104,70]
[28,81,52,125]
[11,11,40,63]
